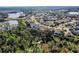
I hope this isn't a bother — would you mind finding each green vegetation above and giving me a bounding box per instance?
[0,18,79,53]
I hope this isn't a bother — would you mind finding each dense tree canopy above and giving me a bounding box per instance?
[0,18,79,53]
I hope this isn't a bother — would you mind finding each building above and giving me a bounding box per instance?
[0,20,18,30]
[68,12,79,15]
[8,12,25,19]
[0,11,25,19]
[30,23,40,30]
[66,12,79,17]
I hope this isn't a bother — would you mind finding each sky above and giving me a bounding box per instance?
[0,0,79,6]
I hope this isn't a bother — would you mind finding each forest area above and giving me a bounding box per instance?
[0,18,79,53]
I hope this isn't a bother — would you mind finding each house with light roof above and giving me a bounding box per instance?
[0,20,18,30]
[0,11,25,19]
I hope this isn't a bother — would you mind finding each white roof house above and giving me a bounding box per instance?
[66,12,79,17]
[8,12,25,19]
[68,12,79,15]
[30,23,40,30]
[0,20,18,30]
[0,11,25,19]
[6,20,18,26]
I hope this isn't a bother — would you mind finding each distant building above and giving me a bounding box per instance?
[68,12,79,15]
[66,12,79,17]
[0,11,25,19]
[8,12,25,19]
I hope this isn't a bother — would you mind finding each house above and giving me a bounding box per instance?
[68,12,79,15]
[66,12,79,17]
[73,30,79,35]
[64,30,73,37]
[0,20,18,30]
[30,23,40,30]
[8,12,25,19]
[0,11,25,19]
[53,31,62,36]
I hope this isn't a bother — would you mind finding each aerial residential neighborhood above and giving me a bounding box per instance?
[0,6,79,53]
